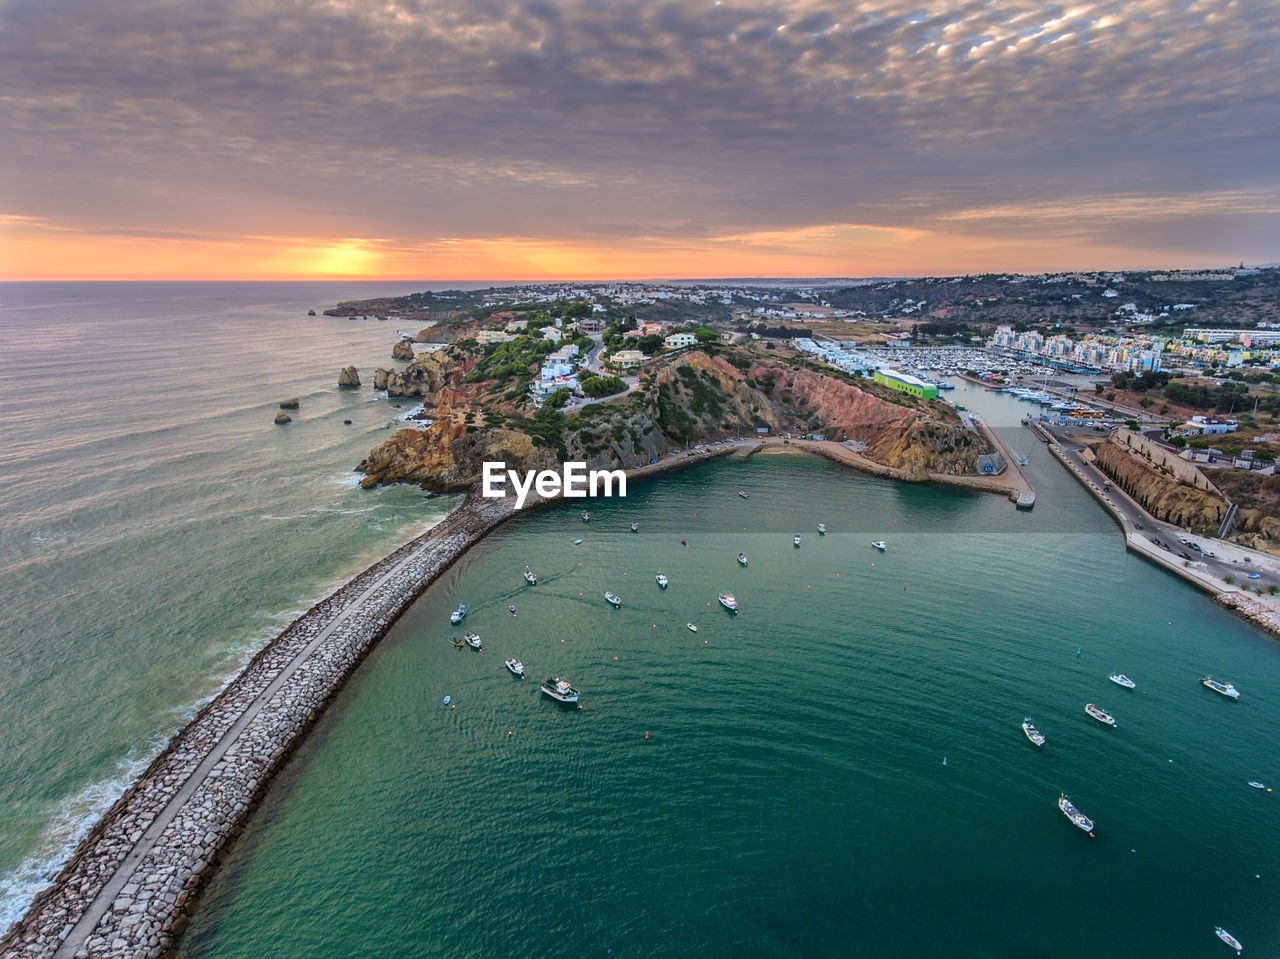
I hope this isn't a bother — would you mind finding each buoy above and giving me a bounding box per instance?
[614,656,618,661]
[644,731,650,740]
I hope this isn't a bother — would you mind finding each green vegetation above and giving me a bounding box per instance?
[580,375,628,398]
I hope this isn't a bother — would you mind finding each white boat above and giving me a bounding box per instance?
[450,603,468,624]
[1247,781,1266,790]
[736,552,748,566]
[523,567,537,585]
[872,540,887,551]
[738,490,750,499]
[793,536,802,547]
[630,521,639,533]
[1058,794,1094,833]
[581,511,590,522]
[1202,677,1241,699]
[719,593,738,612]
[687,623,698,632]
[463,632,482,650]
[541,676,580,703]
[1022,718,1046,748]
[818,523,826,534]
[1085,703,1116,726]
[1215,926,1243,954]
[1109,673,1136,689]
[604,591,622,607]
[505,658,524,677]
[656,574,669,588]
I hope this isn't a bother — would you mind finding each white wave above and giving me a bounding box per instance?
[329,471,367,489]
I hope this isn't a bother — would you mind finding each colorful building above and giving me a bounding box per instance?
[874,369,938,400]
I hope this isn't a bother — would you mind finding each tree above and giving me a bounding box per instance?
[580,375,627,398]
[694,326,718,343]
[546,387,571,409]
[638,333,665,356]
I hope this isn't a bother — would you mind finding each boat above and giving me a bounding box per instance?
[1202,677,1241,699]
[573,538,583,545]
[718,593,738,612]
[1215,927,1243,954]
[505,658,524,677]
[738,490,750,499]
[450,603,468,624]
[508,604,517,614]
[523,566,537,585]
[463,632,482,650]
[818,523,826,534]
[630,521,639,533]
[1109,673,1136,689]
[1058,794,1094,834]
[1248,781,1266,790]
[793,536,802,547]
[656,573,669,588]
[581,511,590,522]
[1085,703,1116,726]
[872,540,887,551]
[450,636,466,647]
[687,623,698,632]
[604,591,622,607]
[540,676,580,703]
[736,552,749,566]
[1022,718,1046,748]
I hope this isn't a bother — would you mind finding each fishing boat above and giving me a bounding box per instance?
[1202,677,1241,699]
[540,676,580,704]
[581,511,591,522]
[1022,718,1046,748]
[719,593,738,612]
[793,536,802,547]
[505,658,524,677]
[1109,673,1136,689]
[736,552,748,566]
[738,490,750,499]
[687,623,698,632]
[630,521,639,533]
[1058,794,1094,834]
[523,566,537,585]
[818,523,826,534]
[450,603,468,624]
[604,591,622,607]
[1085,703,1116,726]
[1215,927,1243,954]
[872,540,887,551]
[463,633,482,650]
[656,573,669,588]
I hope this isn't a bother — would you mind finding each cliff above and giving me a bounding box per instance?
[355,348,991,491]
[1093,439,1229,535]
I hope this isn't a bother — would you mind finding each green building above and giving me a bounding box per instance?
[874,368,938,400]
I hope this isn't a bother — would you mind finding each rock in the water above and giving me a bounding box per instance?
[279,398,300,410]
[338,366,361,388]
[373,369,390,391]
[307,309,316,316]
[273,411,293,425]
[343,419,352,425]
[392,339,415,360]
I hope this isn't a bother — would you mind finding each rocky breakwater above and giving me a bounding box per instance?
[0,492,520,959]
[1093,439,1228,536]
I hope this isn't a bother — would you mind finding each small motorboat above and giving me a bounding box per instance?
[574,538,583,545]
[463,633,482,650]
[872,540,887,551]
[523,566,537,585]
[1247,781,1267,790]
[738,490,750,499]
[687,623,698,632]
[793,536,802,547]
[736,552,748,566]
[719,593,738,612]
[680,538,688,546]
[1022,718,1046,748]
[508,604,517,614]
[581,511,591,522]
[1085,703,1116,727]
[605,591,622,607]
[1058,794,1094,834]
[1202,677,1241,699]
[1109,673,1136,689]
[630,522,639,533]
[1215,926,1243,954]
[656,573,669,588]
[818,523,826,535]
[541,676,580,703]
[505,658,524,677]
[450,603,468,624]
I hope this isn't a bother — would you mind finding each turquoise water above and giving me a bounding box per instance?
[179,443,1280,957]
[0,282,465,926]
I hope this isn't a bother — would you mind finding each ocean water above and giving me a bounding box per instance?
[176,387,1280,957]
[0,281,469,929]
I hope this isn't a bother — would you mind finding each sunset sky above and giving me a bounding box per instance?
[2,0,1277,281]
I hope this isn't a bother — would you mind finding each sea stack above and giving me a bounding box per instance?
[392,339,415,360]
[273,411,292,425]
[279,398,300,410]
[338,366,361,388]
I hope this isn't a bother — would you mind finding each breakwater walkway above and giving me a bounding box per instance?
[2,442,747,959]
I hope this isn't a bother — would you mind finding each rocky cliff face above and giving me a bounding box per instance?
[355,349,991,490]
[1093,440,1228,534]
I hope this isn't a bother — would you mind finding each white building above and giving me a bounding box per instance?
[664,332,697,349]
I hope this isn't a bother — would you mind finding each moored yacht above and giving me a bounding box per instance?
[505,658,524,677]
[656,573,668,588]
[736,552,748,566]
[1085,703,1116,726]
[872,540,887,551]
[604,591,622,607]
[793,535,802,547]
[450,603,468,624]
[818,523,826,535]
[1215,926,1243,954]
[1109,673,1135,688]
[1058,794,1094,834]
[1202,677,1240,699]
[463,632,482,650]
[719,593,738,612]
[738,490,750,499]
[630,521,639,533]
[523,566,537,585]
[1022,718,1046,748]
[541,676,580,703]
[581,511,590,522]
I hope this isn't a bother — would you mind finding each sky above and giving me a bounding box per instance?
[1,0,1277,281]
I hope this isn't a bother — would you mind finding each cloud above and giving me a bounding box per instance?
[1,0,1277,276]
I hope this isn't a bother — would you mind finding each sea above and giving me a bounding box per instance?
[3,288,1280,957]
